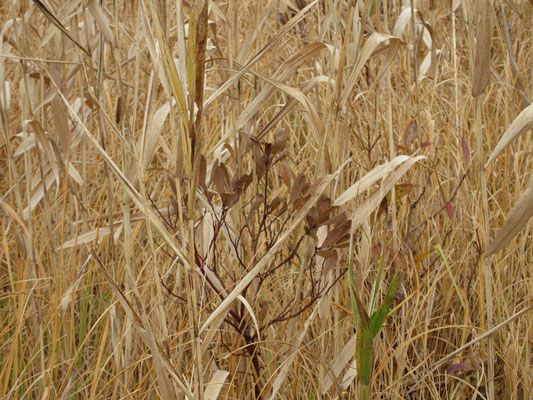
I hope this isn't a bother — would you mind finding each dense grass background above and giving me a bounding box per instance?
[1,1,533,399]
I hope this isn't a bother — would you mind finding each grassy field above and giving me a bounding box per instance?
[1,1,533,399]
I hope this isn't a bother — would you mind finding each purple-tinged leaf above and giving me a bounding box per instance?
[446,202,455,218]
[403,119,418,147]
[446,363,474,375]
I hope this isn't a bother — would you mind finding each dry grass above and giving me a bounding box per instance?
[1,1,533,399]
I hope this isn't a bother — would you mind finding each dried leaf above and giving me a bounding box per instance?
[486,176,533,256]
[471,0,493,97]
[167,174,177,196]
[340,33,402,109]
[461,136,471,165]
[267,301,321,400]
[320,335,356,394]
[50,81,71,151]
[334,155,413,207]
[280,161,295,189]
[320,222,351,249]
[199,155,207,191]
[220,192,240,209]
[446,363,474,375]
[56,224,124,251]
[292,173,307,202]
[319,212,346,227]
[204,1,319,111]
[204,370,229,400]
[271,128,288,154]
[485,102,533,167]
[247,194,265,222]
[87,0,116,47]
[323,252,338,275]
[31,0,90,55]
[446,202,455,218]
[144,101,171,171]
[350,156,426,229]
[403,119,418,147]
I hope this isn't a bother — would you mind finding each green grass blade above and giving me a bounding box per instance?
[370,271,400,337]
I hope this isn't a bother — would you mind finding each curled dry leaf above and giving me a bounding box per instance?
[485,102,533,167]
[340,32,402,109]
[486,175,533,257]
[403,119,418,147]
[334,155,413,207]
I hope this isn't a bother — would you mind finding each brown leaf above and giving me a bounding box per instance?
[252,140,266,176]
[248,194,265,221]
[403,119,418,147]
[271,128,288,154]
[280,161,295,189]
[270,197,282,212]
[323,252,338,275]
[317,196,331,215]
[447,363,475,376]
[317,249,336,258]
[320,222,351,249]
[199,155,207,191]
[318,211,346,227]
[220,192,240,209]
[291,173,306,202]
[303,176,326,198]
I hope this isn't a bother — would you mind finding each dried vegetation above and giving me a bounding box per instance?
[1,0,533,399]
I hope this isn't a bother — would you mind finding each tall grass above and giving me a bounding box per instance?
[1,1,533,399]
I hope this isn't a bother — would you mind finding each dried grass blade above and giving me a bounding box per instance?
[236,295,260,345]
[30,0,90,55]
[320,335,356,394]
[256,75,329,139]
[204,370,229,400]
[267,301,320,400]
[252,74,323,144]
[90,249,192,399]
[143,101,171,170]
[49,77,191,271]
[25,120,61,186]
[50,84,71,151]
[22,169,55,220]
[0,197,31,244]
[235,43,326,133]
[340,33,401,109]
[486,176,533,256]
[333,156,411,207]
[142,1,188,124]
[471,0,492,97]
[86,0,115,47]
[350,156,426,229]
[203,0,319,109]
[485,102,533,167]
